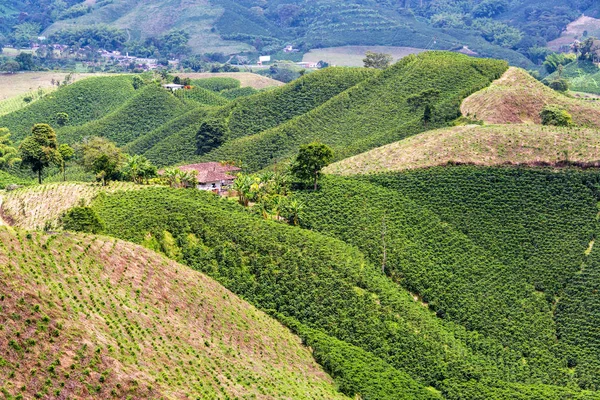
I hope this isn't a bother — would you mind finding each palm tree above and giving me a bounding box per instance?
[285,199,303,226]
[233,174,252,206]
[163,167,181,188]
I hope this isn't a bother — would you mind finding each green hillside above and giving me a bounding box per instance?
[295,167,600,391]
[132,67,374,167]
[198,52,507,171]
[28,184,587,398]
[0,227,348,399]
[173,86,229,107]
[0,75,137,143]
[547,61,600,95]
[57,84,191,146]
[123,107,212,159]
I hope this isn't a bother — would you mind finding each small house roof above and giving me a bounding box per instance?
[168,162,241,183]
[163,83,184,89]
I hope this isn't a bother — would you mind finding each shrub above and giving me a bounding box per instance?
[541,105,573,127]
[61,207,105,234]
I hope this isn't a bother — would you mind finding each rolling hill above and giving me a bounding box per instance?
[462,67,600,126]
[0,227,348,399]
[0,75,137,143]
[325,124,600,175]
[196,52,507,171]
[68,183,600,398]
[132,66,375,167]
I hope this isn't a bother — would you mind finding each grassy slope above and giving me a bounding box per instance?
[0,182,144,230]
[199,52,507,171]
[57,84,191,146]
[325,124,600,175]
[137,67,375,167]
[0,75,137,143]
[44,0,252,54]
[461,67,600,126]
[86,186,600,399]
[0,72,112,101]
[547,61,600,95]
[0,228,347,399]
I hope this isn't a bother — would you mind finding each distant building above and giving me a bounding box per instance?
[162,83,184,91]
[284,45,294,53]
[258,55,271,66]
[297,61,318,69]
[177,162,241,191]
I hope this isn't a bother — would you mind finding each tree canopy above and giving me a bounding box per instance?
[19,123,62,184]
[291,142,333,190]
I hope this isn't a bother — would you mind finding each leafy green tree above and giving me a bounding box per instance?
[1,61,20,73]
[132,75,144,90]
[55,112,69,127]
[233,173,253,206]
[79,137,124,186]
[0,128,21,169]
[19,124,62,184]
[540,105,573,127]
[543,53,575,74]
[58,144,74,182]
[15,53,35,71]
[196,118,228,155]
[62,206,104,233]
[163,167,181,188]
[548,78,569,92]
[291,142,333,190]
[13,22,41,47]
[363,52,393,69]
[123,154,157,184]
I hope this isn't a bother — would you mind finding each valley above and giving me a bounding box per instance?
[2,42,600,399]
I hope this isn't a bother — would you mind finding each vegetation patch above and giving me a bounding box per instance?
[461,67,600,126]
[0,228,344,399]
[325,124,600,175]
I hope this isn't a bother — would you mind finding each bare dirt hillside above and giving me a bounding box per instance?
[461,67,600,126]
[326,124,600,175]
[0,227,346,399]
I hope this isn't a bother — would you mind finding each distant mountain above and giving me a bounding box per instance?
[2,0,599,67]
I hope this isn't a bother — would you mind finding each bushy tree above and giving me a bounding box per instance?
[291,142,333,190]
[55,112,69,126]
[58,144,74,182]
[78,137,124,186]
[62,206,104,233]
[0,128,21,169]
[548,78,569,92]
[540,105,573,127]
[1,61,20,73]
[19,124,62,184]
[15,53,35,71]
[363,52,393,69]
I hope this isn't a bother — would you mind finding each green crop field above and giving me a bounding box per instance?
[58,84,191,146]
[0,75,138,143]
[198,52,507,171]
